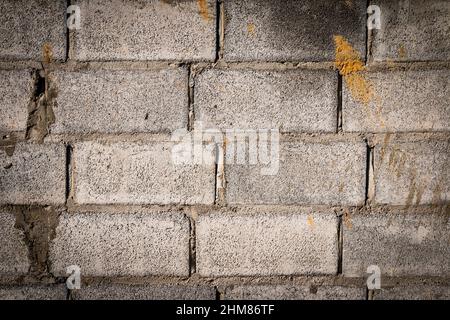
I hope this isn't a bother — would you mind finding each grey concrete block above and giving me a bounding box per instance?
[197,212,338,276]
[374,140,449,205]
[224,285,365,300]
[0,0,66,61]
[195,69,337,132]
[73,0,216,61]
[49,212,190,276]
[343,70,450,132]
[72,284,215,300]
[51,69,188,134]
[0,143,66,205]
[343,212,450,277]
[73,141,215,205]
[0,211,29,275]
[0,285,67,300]
[372,284,450,300]
[223,0,366,61]
[226,141,366,205]
[371,0,450,61]
[0,70,33,132]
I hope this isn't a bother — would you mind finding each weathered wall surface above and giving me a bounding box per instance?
[0,0,448,300]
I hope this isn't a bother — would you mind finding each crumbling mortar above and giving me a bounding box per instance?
[12,206,60,279]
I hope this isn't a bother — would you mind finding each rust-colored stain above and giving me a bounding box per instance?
[198,0,210,21]
[42,43,53,64]
[405,168,417,208]
[398,44,407,59]
[307,215,315,229]
[388,146,407,178]
[343,209,352,230]
[247,22,256,36]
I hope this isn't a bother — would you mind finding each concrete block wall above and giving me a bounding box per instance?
[0,0,448,300]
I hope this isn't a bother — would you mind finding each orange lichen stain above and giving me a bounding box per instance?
[42,43,53,64]
[198,0,210,21]
[247,23,256,36]
[398,45,407,59]
[333,35,374,106]
[307,215,315,229]
[343,210,352,230]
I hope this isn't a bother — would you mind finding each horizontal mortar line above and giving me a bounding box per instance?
[1,275,447,288]
[0,60,449,72]
[28,131,450,145]
[3,131,450,146]
[1,204,446,216]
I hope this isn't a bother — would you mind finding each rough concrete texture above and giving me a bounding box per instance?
[372,285,450,300]
[73,0,216,61]
[71,284,215,300]
[343,70,450,132]
[50,212,190,276]
[223,0,366,61]
[371,0,450,61]
[0,211,30,275]
[51,69,188,134]
[374,140,449,205]
[0,70,33,132]
[224,285,365,300]
[226,141,366,205]
[195,69,337,132]
[0,285,67,300]
[0,0,66,61]
[197,212,338,276]
[343,212,450,277]
[0,143,66,205]
[73,141,215,205]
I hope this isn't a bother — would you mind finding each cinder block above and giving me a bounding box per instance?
[372,284,450,300]
[0,143,66,205]
[197,212,338,276]
[343,70,450,132]
[226,141,366,205]
[371,0,450,61]
[0,285,67,300]
[194,69,337,132]
[49,212,190,277]
[73,0,216,61]
[374,140,449,205]
[224,285,365,300]
[0,211,29,275]
[0,0,66,61]
[343,212,450,277]
[51,69,188,134]
[0,70,33,132]
[71,284,215,300]
[73,141,215,205]
[223,0,366,61]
